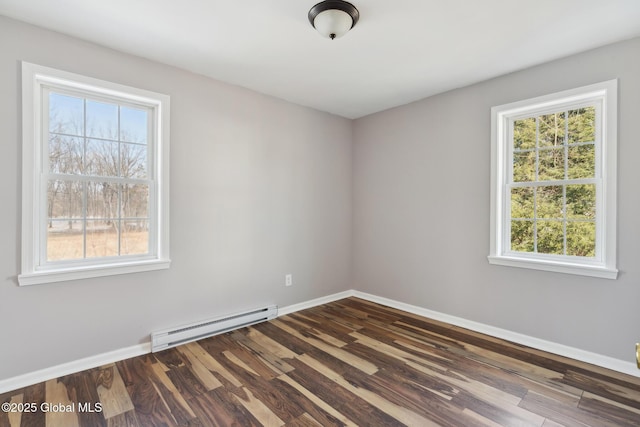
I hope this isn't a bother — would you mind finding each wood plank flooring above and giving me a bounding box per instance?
[1,297,639,426]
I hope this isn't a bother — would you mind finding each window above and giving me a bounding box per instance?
[489,80,617,279]
[20,62,170,285]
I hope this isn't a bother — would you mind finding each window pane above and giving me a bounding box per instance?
[513,151,535,182]
[120,107,148,144]
[86,220,118,258]
[568,107,595,144]
[121,184,149,218]
[566,222,595,257]
[49,92,84,136]
[120,143,147,179]
[48,180,83,219]
[566,184,595,219]
[85,138,118,177]
[537,220,564,255]
[121,220,149,255]
[514,118,536,150]
[538,112,565,148]
[538,148,564,180]
[511,187,534,219]
[86,182,118,221]
[86,99,118,139]
[568,144,595,179]
[49,135,83,174]
[536,185,563,219]
[47,180,65,219]
[47,219,84,261]
[511,220,534,252]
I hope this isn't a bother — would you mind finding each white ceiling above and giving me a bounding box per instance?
[2,0,640,118]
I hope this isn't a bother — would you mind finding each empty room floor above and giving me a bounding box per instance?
[1,297,639,426]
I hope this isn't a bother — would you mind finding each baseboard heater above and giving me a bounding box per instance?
[151,305,278,352]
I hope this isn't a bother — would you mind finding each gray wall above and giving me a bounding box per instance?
[0,17,352,380]
[353,37,640,361]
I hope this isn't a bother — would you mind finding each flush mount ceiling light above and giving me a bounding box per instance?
[308,0,359,40]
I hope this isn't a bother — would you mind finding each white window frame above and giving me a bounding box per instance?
[488,80,617,279]
[19,62,170,285]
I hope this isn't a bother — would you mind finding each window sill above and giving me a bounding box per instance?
[18,259,171,286]
[487,255,618,280]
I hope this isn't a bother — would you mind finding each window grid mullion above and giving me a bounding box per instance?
[534,117,539,253]
[533,187,537,253]
[82,98,87,259]
[82,180,87,259]
[47,173,150,186]
[535,117,540,181]
[120,185,123,257]
[563,110,569,256]
[117,105,122,257]
[562,185,567,256]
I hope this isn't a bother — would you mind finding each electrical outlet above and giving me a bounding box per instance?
[285,274,293,287]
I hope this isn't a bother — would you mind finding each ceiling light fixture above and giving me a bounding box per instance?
[308,0,359,40]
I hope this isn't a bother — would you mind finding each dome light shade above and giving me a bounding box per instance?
[308,1,359,40]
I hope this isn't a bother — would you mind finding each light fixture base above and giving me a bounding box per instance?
[308,0,359,40]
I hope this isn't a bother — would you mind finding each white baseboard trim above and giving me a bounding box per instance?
[352,290,640,378]
[278,290,354,316]
[0,343,150,394]
[2,288,637,394]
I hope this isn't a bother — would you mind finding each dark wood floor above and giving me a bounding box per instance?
[2,297,640,426]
